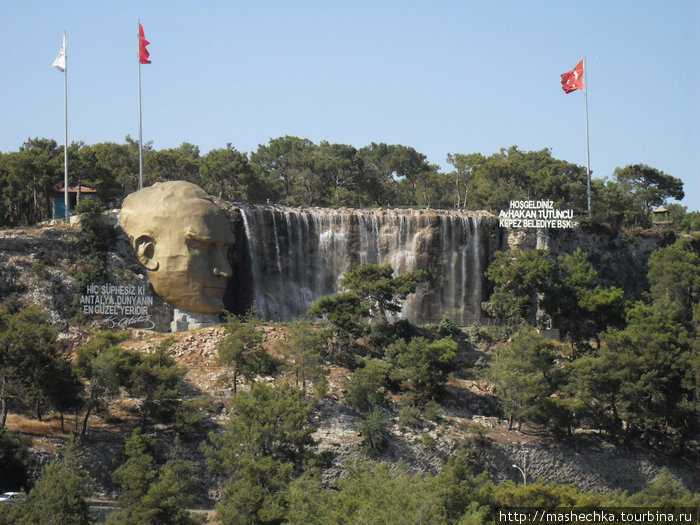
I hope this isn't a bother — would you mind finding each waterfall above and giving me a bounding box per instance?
[235,205,497,324]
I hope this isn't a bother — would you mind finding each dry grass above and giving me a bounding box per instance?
[5,403,140,438]
[5,413,75,436]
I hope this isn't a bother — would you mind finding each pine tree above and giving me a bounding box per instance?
[19,439,92,525]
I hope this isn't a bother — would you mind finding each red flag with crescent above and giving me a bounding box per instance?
[139,23,151,64]
[561,60,584,93]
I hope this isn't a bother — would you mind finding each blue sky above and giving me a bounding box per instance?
[2,1,698,211]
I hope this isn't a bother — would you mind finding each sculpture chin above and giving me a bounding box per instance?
[148,273,227,315]
[171,298,224,315]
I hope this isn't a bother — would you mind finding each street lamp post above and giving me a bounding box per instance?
[512,464,527,485]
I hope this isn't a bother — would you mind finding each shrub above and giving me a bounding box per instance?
[437,317,460,337]
[359,408,389,458]
[344,357,390,412]
[398,405,423,430]
[424,400,443,422]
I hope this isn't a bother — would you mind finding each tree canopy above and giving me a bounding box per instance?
[611,164,685,228]
[1,137,692,229]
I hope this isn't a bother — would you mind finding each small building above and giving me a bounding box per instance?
[651,206,672,226]
[52,186,97,219]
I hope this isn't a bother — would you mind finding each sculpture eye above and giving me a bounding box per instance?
[185,237,208,255]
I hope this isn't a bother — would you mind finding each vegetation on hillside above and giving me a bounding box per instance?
[0,135,697,522]
[481,237,698,452]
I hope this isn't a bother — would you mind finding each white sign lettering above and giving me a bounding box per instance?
[80,282,155,329]
[498,200,579,229]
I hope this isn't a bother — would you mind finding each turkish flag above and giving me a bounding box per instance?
[139,23,151,64]
[561,60,584,93]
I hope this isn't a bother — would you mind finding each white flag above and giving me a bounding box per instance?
[52,33,66,72]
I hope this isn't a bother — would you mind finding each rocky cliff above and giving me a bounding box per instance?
[0,206,672,335]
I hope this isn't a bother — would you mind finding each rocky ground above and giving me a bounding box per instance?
[6,325,696,507]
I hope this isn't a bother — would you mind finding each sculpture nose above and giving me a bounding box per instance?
[213,266,232,277]
[213,248,233,277]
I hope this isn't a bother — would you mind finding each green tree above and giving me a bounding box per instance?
[354,143,438,206]
[214,457,291,524]
[446,152,483,209]
[602,298,696,452]
[488,327,556,430]
[315,141,364,206]
[72,142,121,207]
[249,136,318,205]
[286,461,447,524]
[593,180,633,228]
[216,313,266,394]
[205,382,314,466]
[446,146,588,213]
[359,407,390,458]
[43,357,83,432]
[0,429,29,493]
[663,203,690,231]
[677,209,700,232]
[111,429,158,521]
[70,197,112,319]
[483,249,554,323]
[0,303,70,426]
[127,337,187,428]
[416,170,456,208]
[647,237,700,322]
[428,452,493,523]
[203,382,315,524]
[281,319,327,394]
[558,241,697,443]
[199,143,253,200]
[172,395,213,438]
[140,447,201,525]
[0,138,62,226]
[613,163,685,227]
[344,357,391,411]
[613,468,700,507]
[78,140,139,204]
[543,249,626,354]
[145,142,200,187]
[356,142,402,206]
[384,336,457,401]
[491,479,601,508]
[284,470,335,525]
[110,429,199,525]
[387,144,437,205]
[577,285,627,349]
[19,439,92,525]
[340,264,427,323]
[308,292,368,335]
[75,330,138,435]
[559,351,624,437]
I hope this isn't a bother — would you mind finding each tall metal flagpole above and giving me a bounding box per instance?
[137,21,144,190]
[583,56,591,217]
[63,32,69,220]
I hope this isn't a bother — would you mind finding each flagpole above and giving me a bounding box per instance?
[63,32,69,220]
[584,56,591,217]
[137,21,144,190]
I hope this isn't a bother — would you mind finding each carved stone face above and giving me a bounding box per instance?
[120,181,234,314]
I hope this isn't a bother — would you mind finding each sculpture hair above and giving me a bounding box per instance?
[120,181,215,238]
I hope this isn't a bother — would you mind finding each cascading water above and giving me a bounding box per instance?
[235,205,498,324]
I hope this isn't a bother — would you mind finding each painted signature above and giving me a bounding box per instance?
[100,315,156,330]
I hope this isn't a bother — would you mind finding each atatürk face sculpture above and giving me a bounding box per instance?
[120,181,234,314]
